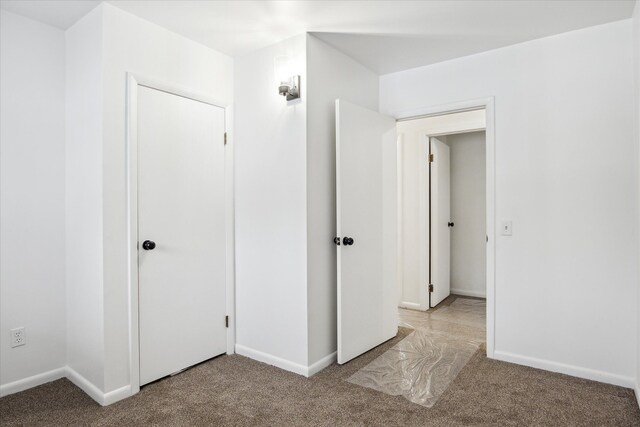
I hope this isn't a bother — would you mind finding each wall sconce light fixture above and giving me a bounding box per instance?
[278,75,300,101]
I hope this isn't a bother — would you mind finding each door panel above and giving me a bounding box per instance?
[138,86,226,386]
[430,137,451,307]
[336,99,398,364]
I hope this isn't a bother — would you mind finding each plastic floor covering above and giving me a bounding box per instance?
[347,297,486,408]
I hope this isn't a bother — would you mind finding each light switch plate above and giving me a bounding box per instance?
[501,221,512,236]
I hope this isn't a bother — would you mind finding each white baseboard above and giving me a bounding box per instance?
[0,367,66,397]
[0,366,132,406]
[65,366,104,405]
[235,344,310,376]
[103,383,132,406]
[307,352,337,377]
[236,344,335,377]
[635,383,640,409]
[451,288,486,298]
[399,301,424,310]
[65,367,131,406]
[493,350,635,388]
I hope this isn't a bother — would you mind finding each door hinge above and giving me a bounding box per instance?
[224,132,227,145]
[225,315,229,328]
[428,153,434,162]
[428,284,434,293]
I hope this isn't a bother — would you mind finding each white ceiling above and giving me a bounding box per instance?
[0,0,100,29]
[0,0,635,75]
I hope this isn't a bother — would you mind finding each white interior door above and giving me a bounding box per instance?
[336,99,397,364]
[138,86,226,386]
[430,137,451,307]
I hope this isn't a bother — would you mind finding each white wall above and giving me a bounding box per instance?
[305,34,379,366]
[234,34,379,373]
[234,35,310,369]
[382,20,637,386]
[65,3,234,401]
[633,0,640,406]
[0,10,67,392]
[65,5,105,392]
[447,131,486,298]
[397,111,485,309]
[101,3,233,394]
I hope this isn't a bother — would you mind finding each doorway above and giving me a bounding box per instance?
[336,101,493,406]
[430,132,487,306]
[127,75,233,393]
[397,109,487,310]
[335,98,495,365]
[439,132,487,301]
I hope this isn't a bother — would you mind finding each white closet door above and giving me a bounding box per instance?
[138,86,226,386]
[336,99,398,364]
[430,137,451,307]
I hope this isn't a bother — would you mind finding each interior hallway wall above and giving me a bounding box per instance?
[100,3,234,395]
[0,10,67,392]
[234,34,380,374]
[234,35,310,370]
[382,20,637,386]
[446,131,486,298]
[66,3,234,402]
[65,4,105,393]
[305,34,379,367]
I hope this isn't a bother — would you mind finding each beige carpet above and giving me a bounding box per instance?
[1,327,639,426]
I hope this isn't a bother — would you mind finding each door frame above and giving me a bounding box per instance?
[395,97,496,358]
[125,73,235,396]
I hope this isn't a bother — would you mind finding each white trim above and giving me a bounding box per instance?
[234,345,336,378]
[126,73,235,397]
[494,351,635,389]
[0,367,66,397]
[103,385,131,406]
[635,383,640,409]
[224,106,236,355]
[418,133,429,310]
[395,99,488,122]
[125,73,140,397]
[451,288,486,298]
[128,73,230,109]
[65,367,103,405]
[485,98,496,359]
[307,352,337,377]
[65,367,131,406]
[396,132,404,309]
[394,97,496,359]
[1,367,131,406]
[398,301,423,310]
[235,344,310,377]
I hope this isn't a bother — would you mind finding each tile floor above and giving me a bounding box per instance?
[347,295,486,407]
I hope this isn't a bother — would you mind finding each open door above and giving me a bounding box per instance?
[429,137,451,307]
[336,99,398,364]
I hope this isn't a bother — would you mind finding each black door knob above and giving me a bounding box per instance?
[333,237,341,246]
[448,222,454,227]
[343,237,354,246]
[142,240,156,250]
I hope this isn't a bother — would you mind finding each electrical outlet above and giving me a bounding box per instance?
[10,327,25,348]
